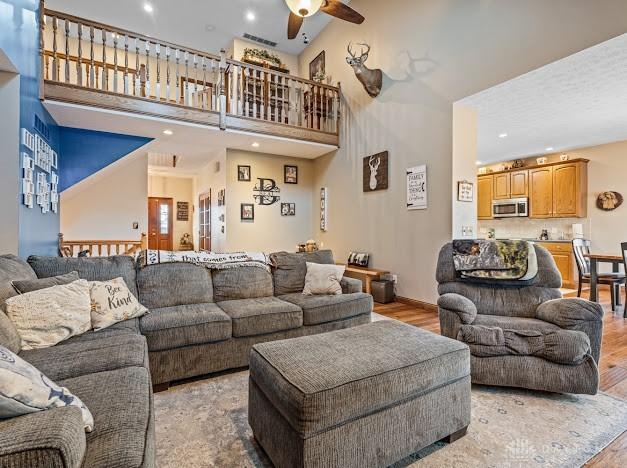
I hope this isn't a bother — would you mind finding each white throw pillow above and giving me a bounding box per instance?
[303,262,346,295]
[5,280,92,350]
[89,278,148,330]
[0,345,94,431]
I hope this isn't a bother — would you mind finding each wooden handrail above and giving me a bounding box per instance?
[41,5,341,138]
[59,233,147,257]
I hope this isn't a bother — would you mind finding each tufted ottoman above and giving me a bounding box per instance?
[248,320,471,468]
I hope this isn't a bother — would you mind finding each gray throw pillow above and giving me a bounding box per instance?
[12,272,80,294]
[0,344,94,431]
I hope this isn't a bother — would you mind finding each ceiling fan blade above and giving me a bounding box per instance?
[321,0,365,24]
[287,12,304,39]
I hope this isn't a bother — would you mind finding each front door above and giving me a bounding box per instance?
[148,197,173,250]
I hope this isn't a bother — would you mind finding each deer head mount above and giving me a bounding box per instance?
[346,42,382,98]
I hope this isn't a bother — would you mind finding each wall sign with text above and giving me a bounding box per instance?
[406,165,427,210]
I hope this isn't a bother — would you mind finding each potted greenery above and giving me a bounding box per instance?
[242,48,284,69]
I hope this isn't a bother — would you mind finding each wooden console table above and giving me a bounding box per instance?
[340,264,390,294]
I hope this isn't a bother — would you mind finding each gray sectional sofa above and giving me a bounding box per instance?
[0,250,372,467]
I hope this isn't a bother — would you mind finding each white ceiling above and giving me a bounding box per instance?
[460,33,627,164]
[46,0,335,56]
[44,100,336,177]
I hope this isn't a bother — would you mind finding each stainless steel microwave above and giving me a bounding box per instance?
[492,198,529,218]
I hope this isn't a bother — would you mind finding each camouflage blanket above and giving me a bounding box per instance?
[452,239,534,280]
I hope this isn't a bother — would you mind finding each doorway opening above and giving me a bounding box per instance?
[148,197,173,250]
[198,190,211,251]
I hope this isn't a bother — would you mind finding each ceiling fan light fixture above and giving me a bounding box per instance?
[286,0,324,18]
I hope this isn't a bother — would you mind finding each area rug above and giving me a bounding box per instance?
[154,369,627,467]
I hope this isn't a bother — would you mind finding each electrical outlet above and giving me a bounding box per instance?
[461,226,474,237]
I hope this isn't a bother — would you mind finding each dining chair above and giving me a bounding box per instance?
[622,242,627,318]
[572,239,626,311]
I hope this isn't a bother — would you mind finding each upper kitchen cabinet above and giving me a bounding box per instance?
[493,173,511,200]
[510,170,529,197]
[553,161,588,217]
[493,170,528,199]
[478,175,494,219]
[529,166,554,218]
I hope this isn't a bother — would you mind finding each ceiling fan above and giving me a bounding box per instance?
[285,0,365,39]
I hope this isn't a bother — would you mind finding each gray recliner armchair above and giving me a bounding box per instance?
[436,242,603,395]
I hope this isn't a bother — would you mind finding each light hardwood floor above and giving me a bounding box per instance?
[375,288,627,467]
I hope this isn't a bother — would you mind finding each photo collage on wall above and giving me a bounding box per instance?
[21,126,59,214]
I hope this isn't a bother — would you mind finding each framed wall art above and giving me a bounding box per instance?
[309,50,325,81]
[238,165,251,182]
[363,151,388,192]
[284,165,298,184]
[407,165,427,210]
[281,203,296,216]
[241,203,254,221]
[457,180,474,202]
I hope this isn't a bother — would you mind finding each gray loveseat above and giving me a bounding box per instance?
[0,249,372,467]
[436,242,603,395]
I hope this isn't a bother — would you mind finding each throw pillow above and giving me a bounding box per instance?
[12,271,80,294]
[0,345,94,431]
[89,277,148,330]
[303,262,346,295]
[5,280,92,350]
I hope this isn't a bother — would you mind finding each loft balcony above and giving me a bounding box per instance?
[40,8,341,147]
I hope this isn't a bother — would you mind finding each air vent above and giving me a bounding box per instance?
[243,33,277,48]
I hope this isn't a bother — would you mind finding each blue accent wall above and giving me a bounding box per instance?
[58,128,152,192]
[0,0,61,257]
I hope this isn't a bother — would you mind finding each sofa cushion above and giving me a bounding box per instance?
[211,267,273,302]
[217,297,303,337]
[28,255,139,298]
[60,318,140,346]
[11,271,79,294]
[250,321,470,436]
[20,332,149,381]
[137,263,213,309]
[270,250,335,295]
[59,366,153,468]
[139,303,231,351]
[278,292,372,325]
[0,255,36,353]
[471,314,561,334]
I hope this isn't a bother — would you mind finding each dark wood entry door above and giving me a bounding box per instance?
[148,197,173,250]
[198,191,211,251]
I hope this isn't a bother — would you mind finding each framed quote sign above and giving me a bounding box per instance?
[407,165,427,210]
[457,181,474,202]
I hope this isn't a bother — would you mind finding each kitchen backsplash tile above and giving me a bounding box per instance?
[478,218,591,241]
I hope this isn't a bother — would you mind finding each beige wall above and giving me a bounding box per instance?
[299,0,627,303]
[61,154,148,241]
[194,150,227,252]
[452,105,479,239]
[148,174,194,250]
[225,149,314,252]
[478,140,627,255]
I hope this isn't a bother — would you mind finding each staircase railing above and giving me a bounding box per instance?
[40,6,341,140]
[58,233,148,257]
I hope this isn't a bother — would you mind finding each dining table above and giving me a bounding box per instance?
[583,253,624,302]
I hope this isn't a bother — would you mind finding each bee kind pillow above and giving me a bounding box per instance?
[89,277,148,330]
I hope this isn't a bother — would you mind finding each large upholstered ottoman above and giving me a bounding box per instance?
[248,320,471,468]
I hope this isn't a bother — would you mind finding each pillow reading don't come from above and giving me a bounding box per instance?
[303,262,346,295]
[89,277,148,330]
[5,279,92,350]
[0,345,94,431]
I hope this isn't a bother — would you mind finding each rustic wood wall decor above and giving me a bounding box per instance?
[253,178,281,205]
[176,201,189,221]
[596,191,623,211]
[363,151,389,192]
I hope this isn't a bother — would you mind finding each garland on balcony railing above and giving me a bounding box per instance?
[242,48,282,67]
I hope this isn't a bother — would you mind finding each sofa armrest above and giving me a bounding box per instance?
[438,293,477,339]
[0,407,86,468]
[341,276,363,294]
[536,298,604,363]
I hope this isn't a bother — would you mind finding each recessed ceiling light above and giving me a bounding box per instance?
[246,11,256,21]
[545,147,554,152]
[498,133,508,138]
[251,142,260,148]
[476,161,483,165]
[163,129,173,135]
[143,3,154,13]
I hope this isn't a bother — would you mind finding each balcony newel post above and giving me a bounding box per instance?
[39,1,45,99]
[219,48,227,130]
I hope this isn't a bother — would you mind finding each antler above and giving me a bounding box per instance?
[347,41,356,59]
[357,42,371,57]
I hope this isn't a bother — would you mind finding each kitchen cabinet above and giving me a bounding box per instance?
[477,175,494,220]
[553,162,587,217]
[493,173,511,200]
[529,167,554,218]
[510,170,529,197]
[538,242,576,289]
[493,170,528,199]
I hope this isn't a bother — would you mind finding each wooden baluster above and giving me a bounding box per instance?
[101,29,107,91]
[113,33,119,93]
[98,244,102,256]
[123,35,129,94]
[87,26,94,87]
[144,40,150,97]
[184,51,189,105]
[64,19,70,83]
[135,38,140,96]
[201,56,207,109]
[175,49,180,103]
[155,43,161,100]
[193,53,198,107]
[239,65,245,115]
[212,59,218,110]
[270,73,275,121]
[116,244,120,255]
[165,46,171,101]
[243,67,249,116]
[252,69,257,118]
[44,53,49,80]
[219,49,226,129]
[51,16,59,81]
[334,85,340,134]
[76,23,83,86]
